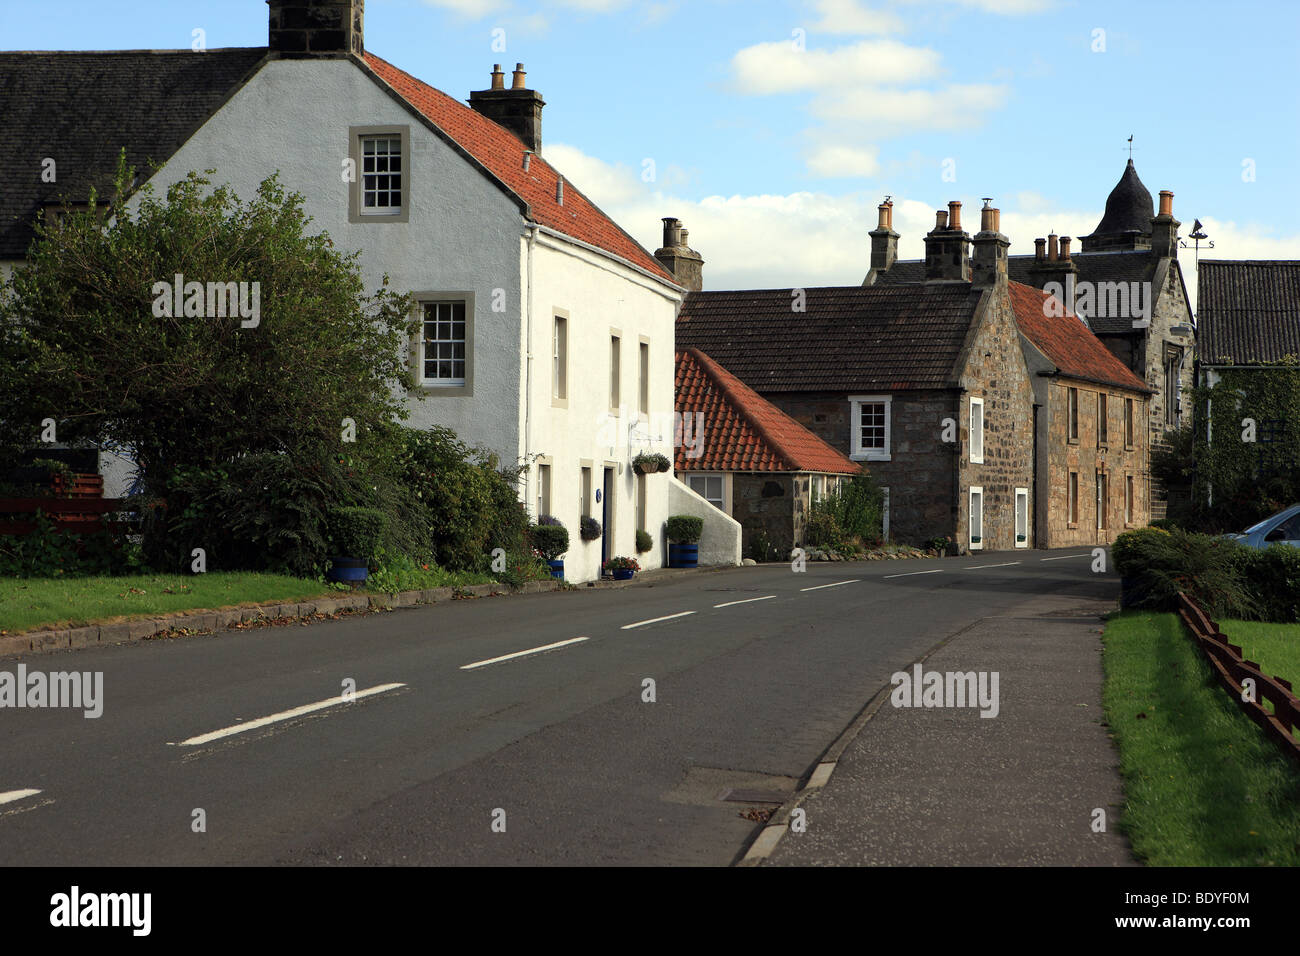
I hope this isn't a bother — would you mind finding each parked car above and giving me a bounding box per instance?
[1225,504,1300,550]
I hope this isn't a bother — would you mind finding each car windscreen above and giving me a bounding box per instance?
[1243,516,1275,534]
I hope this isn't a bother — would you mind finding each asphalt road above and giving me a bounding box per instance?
[0,548,1114,865]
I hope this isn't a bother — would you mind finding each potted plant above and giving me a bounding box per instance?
[580,515,602,542]
[632,452,659,475]
[530,515,569,579]
[665,514,704,568]
[327,506,387,584]
[605,555,639,580]
[636,529,653,555]
[651,452,671,474]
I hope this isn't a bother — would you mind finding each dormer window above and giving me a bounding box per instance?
[349,126,410,223]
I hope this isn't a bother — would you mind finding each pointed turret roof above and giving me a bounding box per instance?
[1088,159,1154,239]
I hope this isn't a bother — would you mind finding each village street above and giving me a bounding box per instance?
[0,550,1126,866]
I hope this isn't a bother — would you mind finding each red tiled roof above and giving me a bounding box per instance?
[363,54,676,285]
[676,348,861,475]
[1009,281,1152,393]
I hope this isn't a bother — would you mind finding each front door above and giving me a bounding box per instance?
[602,467,615,569]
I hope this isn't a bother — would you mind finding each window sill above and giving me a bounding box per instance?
[970,457,984,465]
[851,452,891,462]
[1067,522,1078,529]
[1067,437,1079,446]
[552,396,568,409]
[416,382,471,397]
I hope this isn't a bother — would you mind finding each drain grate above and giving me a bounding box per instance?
[718,788,789,805]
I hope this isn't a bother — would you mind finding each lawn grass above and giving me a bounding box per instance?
[0,572,338,634]
[1101,610,1300,865]
[1221,619,1300,690]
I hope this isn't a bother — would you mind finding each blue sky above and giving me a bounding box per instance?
[7,0,1299,300]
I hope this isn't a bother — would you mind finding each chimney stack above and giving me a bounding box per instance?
[971,200,1009,291]
[268,0,365,56]
[1034,238,1046,261]
[1047,233,1059,261]
[470,61,546,154]
[1029,233,1078,308]
[654,217,704,292]
[1150,189,1179,259]
[864,198,899,284]
[1059,236,1072,259]
[924,201,971,283]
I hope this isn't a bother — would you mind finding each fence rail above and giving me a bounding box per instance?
[1177,592,1300,761]
[0,473,127,537]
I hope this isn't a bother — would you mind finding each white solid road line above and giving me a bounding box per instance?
[884,569,944,579]
[714,595,777,608]
[799,580,859,592]
[1040,553,1093,561]
[0,789,42,806]
[621,611,696,630]
[174,683,407,746]
[461,637,589,670]
[965,561,1022,570]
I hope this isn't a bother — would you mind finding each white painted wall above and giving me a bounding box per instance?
[667,476,742,567]
[523,229,681,581]
[126,58,526,461]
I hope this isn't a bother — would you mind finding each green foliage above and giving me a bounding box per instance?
[492,550,552,589]
[604,556,639,572]
[808,472,882,549]
[1112,527,1267,621]
[633,452,669,474]
[665,514,703,543]
[364,547,489,593]
[0,154,416,563]
[1233,545,1300,623]
[529,522,569,561]
[1168,363,1300,533]
[0,513,141,578]
[635,529,653,554]
[924,535,954,554]
[328,506,386,558]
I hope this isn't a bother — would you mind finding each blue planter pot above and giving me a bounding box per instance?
[612,568,634,581]
[548,559,565,580]
[668,542,698,568]
[327,556,368,583]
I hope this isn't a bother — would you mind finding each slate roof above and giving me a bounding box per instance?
[875,251,1158,334]
[675,349,860,474]
[1197,259,1300,365]
[1086,159,1155,239]
[1008,282,1152,393]
[364,54,676,284]
[675,284,984,392]
[0,49,269,259]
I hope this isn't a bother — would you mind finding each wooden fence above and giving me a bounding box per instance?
[1177,592,1300,761]
[0,473,128,536]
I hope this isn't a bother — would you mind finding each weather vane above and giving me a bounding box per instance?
[1126,134,1134,160]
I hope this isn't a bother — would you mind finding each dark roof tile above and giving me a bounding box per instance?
[1197,259,1300,364]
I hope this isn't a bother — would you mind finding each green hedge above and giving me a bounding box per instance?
[1112,527,1298,623]
[530,523,569,561]
[665,515,703,543]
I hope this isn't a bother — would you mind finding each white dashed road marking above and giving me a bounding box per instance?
[799,580,859,592]
[714,595,777,608]
[0,789,42,807]
[1040,553,1093,561]
[884,569,945,579]
[621,611,696,630]
[965,562,1022,570]
[461,637,589,671]
[173,683,407,746]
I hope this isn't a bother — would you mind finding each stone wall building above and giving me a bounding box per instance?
[678,201,1038,553]
[870,161,1195,518]
[674,348,860,558]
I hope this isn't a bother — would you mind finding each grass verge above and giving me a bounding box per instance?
[0,573,338,634]
[1102,610,1300,865]
[1221,619,1300,691]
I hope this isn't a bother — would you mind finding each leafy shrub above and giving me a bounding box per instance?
[580,516,602,541]
[605,556,639,572]
[651,453,672,472]
[328,506,387,558]
[1112,527,1259,620]
[530,522,569,560]
[635,529,653,554]
[0,513,140,578]
[805,510,845,549]
[665,515,703,543]
[813,472,883,545]
[924,535,953,554]
[493,550,552,589]
[1244,544,1300,623]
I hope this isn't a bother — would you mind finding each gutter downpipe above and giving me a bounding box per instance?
[525,223,537,518]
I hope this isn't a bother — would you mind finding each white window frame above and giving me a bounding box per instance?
[687,473,726,512]
[1014,487,1029,548]
[417,298,470,390]
[537,462,552,520]
[1124,473,1134,525]
[969,486,984,550]
[1096,470,1107,531]
[969,397,984,464]
[552,312,568,406]
[849,395,892,462]
[349,126,410,223]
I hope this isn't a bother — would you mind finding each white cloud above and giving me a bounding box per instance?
[806,144,881,178]
[421,0,508,15]
[807,0,904,34]
[731,39,941,95]
[812,83,1009,132]
[897,0,1055,12]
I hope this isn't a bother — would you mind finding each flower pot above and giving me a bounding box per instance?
[327,556,368,583]
[547,559,565,580]
[668,542,698,568]
[612,568,634,581]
